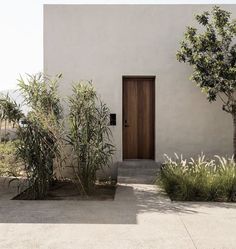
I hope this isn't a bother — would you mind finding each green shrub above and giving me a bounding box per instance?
[0,73,64,199]
[68,81,114,194]
[0,141,23,177]
[158,154,236,201]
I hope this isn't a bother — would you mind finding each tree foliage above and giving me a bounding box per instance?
[177,6,236,113]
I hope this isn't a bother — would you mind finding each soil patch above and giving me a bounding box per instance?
[13,180,116,200]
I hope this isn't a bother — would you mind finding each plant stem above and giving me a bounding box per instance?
[233,111,236,162]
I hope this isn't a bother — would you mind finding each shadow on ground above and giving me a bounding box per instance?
[0,180,235,224]
[134,185,236,215]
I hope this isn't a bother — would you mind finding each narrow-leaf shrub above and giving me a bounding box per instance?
[158,154,236,201]
[68,81,114,194]
[0,141,23,177]
[0,73,64,199]
[0,94,23,142]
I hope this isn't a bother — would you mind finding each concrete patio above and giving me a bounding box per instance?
[0,179,236,249]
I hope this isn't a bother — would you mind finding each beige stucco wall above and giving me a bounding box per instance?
[44,4,236,178]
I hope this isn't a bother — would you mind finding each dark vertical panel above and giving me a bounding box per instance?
[123,77,155,160]
[123,78,138,159]
[137,78,155,159]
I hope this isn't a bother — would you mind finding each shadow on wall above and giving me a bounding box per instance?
[96,162,119,181]
[0,182,236,224]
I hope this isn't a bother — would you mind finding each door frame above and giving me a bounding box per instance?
[122,75,156,160]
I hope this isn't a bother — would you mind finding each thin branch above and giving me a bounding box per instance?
[217,93,228,105]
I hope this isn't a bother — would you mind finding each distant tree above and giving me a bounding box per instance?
[177,6,236,158]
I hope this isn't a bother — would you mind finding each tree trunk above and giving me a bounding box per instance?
[0,119,2,142]
[233,112,236,161]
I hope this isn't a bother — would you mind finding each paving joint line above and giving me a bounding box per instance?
[178,213,198,249]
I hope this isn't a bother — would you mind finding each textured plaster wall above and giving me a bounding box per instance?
[44,5,236,178]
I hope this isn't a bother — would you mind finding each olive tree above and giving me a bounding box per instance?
[177,6,236,158]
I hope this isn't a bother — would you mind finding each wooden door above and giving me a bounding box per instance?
[123,77,155,159]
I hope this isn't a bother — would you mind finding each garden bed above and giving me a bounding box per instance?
[12,180,117,201]
[158,154,236,202]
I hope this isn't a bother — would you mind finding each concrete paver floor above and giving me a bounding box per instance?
[0,179,236,249]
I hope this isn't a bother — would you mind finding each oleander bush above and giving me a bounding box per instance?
[158,154,236,202]
[0,73,64,199]
[0,75,115,199]
[68,81,115,194]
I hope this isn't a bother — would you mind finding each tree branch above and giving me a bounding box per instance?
[217,93,227,105]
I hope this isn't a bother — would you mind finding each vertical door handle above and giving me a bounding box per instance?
[124,119,129,127]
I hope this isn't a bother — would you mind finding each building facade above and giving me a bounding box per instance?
[44,5,236,178]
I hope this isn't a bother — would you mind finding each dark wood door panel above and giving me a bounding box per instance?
[123,78,138,159]
[138,78,155,159]
[123,77,155,160]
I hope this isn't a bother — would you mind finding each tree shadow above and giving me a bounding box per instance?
[0,181,235,224]
[0,180,137,224]
[134,185,236,215]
